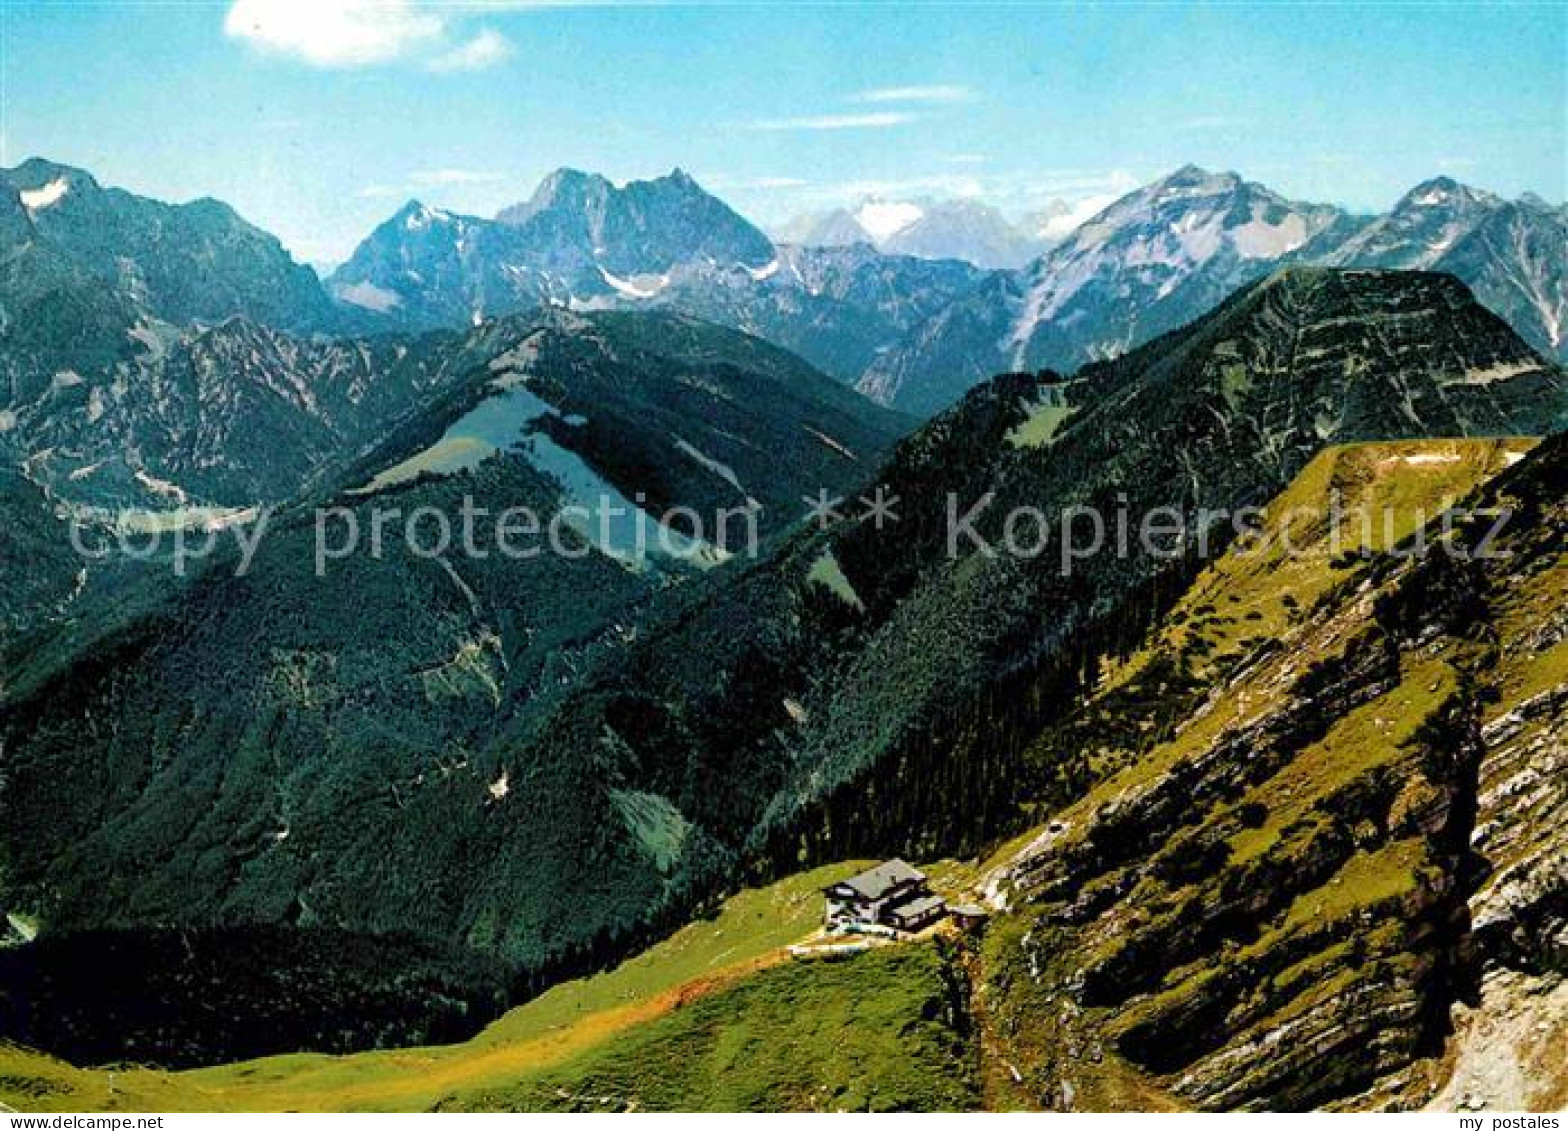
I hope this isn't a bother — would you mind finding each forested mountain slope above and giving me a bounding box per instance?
[0,310,906,1064]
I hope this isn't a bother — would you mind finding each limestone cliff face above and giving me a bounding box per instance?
[1417,439,1568,1113]
[978,436,1568,1111]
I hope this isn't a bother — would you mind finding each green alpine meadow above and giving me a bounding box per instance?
[1,0,1564,1115]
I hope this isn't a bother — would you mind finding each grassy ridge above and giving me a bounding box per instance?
[3,860,975,1112]
[444,942,977,1112]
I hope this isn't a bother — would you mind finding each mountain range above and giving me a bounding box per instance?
[325,171,988,386]
[15,154,1552,426]
[4,260,1562,1081]
[8,158,1559,432]
[862,168,1568,414]
[0,158,339,337]
[775,197,1047,269]
[324,163,1568,417]
[1,149,1566,1112]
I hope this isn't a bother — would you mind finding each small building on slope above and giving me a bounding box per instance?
[822,859,948,933]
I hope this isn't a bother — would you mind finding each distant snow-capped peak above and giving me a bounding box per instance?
[779,196,1043,268]
[854,198,926,242]
[1400,175,1499,212]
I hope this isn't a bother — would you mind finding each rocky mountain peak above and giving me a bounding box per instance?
[1322,175,1503,271]
[1149,163,1244,198]
[0,157,338,336]
[503,167,612,222]
[1397,174,1499,211]
[3,156,100,195]
[773,207,875,248]
[779,197,1039,269]
[1,158,101,224]
[388,198,461,231]
[494,165,775,273]
[881,198,1042,269]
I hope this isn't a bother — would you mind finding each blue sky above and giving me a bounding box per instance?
[3,1,1564,264]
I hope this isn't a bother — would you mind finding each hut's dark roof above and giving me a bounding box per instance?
[825,858,925,901]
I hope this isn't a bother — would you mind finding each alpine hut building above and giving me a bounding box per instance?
[822,859,948,934]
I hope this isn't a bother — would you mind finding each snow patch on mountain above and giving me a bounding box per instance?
[599,267,670,299]
[334,280,402,312]
[675,437,748,496]
[20,177,70,212]
[403,204,453,231]
[133,469,191,505]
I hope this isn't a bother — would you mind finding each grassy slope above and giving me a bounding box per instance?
[444,942,976,1112]
[986,437,1536,875]
[0,861,859,1111]
[0,859,976,1112]
[981,437,1544,1110]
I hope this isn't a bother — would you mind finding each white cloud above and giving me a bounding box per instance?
[794,173,991,204]
[750,112,916,132]
[852,84,976,105]
[774,168,1141,235]
[427,28,513,73]
[225,1,511,72]
[1032,193,1122,240]
[356,168,511,203]
[843,176,984,200]
[224,0,443,67]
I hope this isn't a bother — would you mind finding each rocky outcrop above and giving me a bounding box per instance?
[1472,686,1568,971]
[981,434,1568,1110]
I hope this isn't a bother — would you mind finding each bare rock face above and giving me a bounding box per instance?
[1422,970,1568,1113]
[1472,688,1568,967]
